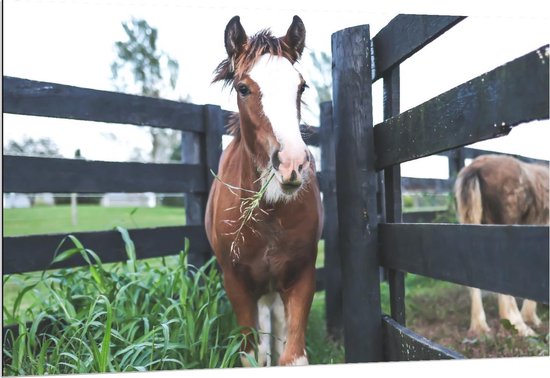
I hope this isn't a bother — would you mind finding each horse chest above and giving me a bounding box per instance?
[235,212,311,289]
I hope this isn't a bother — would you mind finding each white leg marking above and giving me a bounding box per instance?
[257,293,275,366]
[290,354,309,366]
[498,294,535,337]
[521,299,542,328]
[240,353,255,368]
[271,293,287,362]
[468,287,491,336]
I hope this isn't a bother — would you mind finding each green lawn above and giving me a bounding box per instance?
[3,205,186,236]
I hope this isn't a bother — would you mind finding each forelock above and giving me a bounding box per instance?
[213,29,299,86]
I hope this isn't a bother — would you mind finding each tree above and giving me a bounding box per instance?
[309,50,332,103]
[111,18,182,163]
[5,137,62,157]
[300,51,332,125]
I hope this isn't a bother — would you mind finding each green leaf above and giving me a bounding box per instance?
[500,318,519,336]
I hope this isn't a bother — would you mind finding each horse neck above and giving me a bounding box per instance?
[233,119,267,194]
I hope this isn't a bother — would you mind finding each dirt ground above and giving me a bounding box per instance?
[406,283,549,359]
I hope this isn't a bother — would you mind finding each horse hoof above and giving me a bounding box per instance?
[515,324,537,337]
[467,325,492,339]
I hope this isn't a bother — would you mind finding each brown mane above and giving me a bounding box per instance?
[225,112,241,138]
[212,29,299,87]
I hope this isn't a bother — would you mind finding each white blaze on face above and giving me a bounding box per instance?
[248,54,304,158]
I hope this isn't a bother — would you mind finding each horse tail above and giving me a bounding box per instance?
[455,168,483,224]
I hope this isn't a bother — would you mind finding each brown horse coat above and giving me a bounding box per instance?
[205,16,323,366]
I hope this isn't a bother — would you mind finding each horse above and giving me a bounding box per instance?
[205,15,323,366]
[454,154,549,337]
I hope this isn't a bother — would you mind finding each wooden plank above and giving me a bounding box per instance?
[314,267,325,293]
[382,315,464,361]
[301,124,320,147]
[3,226,209,275]
[375,45,550,169]
[187,104,224,268]
[382,67,406,325]
[401,177,452,192]
[3,77,204,132]
[402,210,448,223]
[379,223,550,303]
[372,15,466,81]
[319,101,343,337]
[203,105,224,189]
[181,127,208,268]
[3,155,205,193]
[332,24,383,363]
[447,148,465,180]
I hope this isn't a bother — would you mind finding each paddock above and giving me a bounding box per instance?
[2,14,549,366]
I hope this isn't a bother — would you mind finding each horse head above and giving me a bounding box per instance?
[214,16,311,203]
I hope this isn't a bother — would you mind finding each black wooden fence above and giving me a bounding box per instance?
[330,14,549,362]
[3,77,220,275]
[3,13,549,364]
[1,75,331,309]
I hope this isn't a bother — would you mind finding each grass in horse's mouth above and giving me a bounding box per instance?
[211,169,275,264]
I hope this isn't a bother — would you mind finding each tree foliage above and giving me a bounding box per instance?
[5,137,62,158]
[111,18,179,98]
[309,50,332,103]
[111,18,181,163]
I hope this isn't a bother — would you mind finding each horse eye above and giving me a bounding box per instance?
[237,83,250,96]
[299,83,309,95]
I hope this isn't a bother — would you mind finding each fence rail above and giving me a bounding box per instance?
[374,45,550,169]
[3,226,208,275]
[372,15,466,81]
[379,223,549,303]
[3,156,206,193]
[4,77,205,132]
[332,14,549,364]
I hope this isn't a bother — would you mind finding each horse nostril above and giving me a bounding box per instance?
[290,170,297,182]
[271,150,281,171]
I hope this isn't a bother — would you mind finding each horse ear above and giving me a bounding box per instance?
[225,15,247,58]
[283,15,306,59]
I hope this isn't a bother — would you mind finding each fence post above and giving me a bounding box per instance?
[332,24,383,362]
[181,104,223,268]
[448,147,465,180]
[382,67,406,325]
[320,101,343,339]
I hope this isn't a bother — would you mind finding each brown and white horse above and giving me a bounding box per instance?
[455,154,549,337]
[205,16,323,366]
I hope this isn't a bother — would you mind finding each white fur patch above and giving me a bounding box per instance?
[290,355,309,366]
[271,293,287,360]
[249,55,305,159]
[261,167,310,204]
[246,292,287,367]
[257,294,273,366]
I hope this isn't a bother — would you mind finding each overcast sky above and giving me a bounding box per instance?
[3,0,549,179]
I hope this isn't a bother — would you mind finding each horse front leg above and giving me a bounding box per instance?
[222,270,263,366]
[278,265,316,366]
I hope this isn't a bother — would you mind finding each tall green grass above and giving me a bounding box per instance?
[2,229,252,374]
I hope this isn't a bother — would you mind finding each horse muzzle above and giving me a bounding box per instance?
[271,148,310,194]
